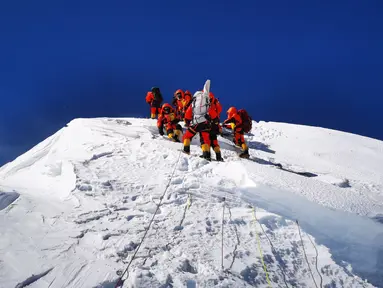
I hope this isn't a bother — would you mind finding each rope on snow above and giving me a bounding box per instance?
[251,206,272,287]
[254,206,289,288]
[296,219,323,288]
[296,219,319,288]
[227,204,241,270]
[114,146,184,288]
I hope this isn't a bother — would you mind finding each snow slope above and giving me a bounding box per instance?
[1,117,383,288]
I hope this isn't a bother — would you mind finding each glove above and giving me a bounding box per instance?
[204,114,211,121]
[171,118,179,124]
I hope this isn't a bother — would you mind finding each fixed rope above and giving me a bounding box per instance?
[306,233,323,288]
[114,147,184,288]
[254,206,289,288]
[227,204,241,270]
[296,220,323,288]
[296,220,318,288]
[144,192,192,266]
[251,207,272,287]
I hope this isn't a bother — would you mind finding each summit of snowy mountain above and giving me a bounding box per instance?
[1,117,383,288]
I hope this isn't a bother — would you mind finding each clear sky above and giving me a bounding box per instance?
[1,0,382,165]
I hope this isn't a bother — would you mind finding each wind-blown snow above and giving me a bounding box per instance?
[0,117,382,288]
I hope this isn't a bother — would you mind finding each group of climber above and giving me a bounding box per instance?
[145,82,251,160]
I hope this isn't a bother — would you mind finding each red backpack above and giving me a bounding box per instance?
[237,109,252,133]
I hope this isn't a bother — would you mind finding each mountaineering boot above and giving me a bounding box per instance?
[173,129,182,142]
[239,152,249,159]
[172,135,180,142]
[239,150,249,159]
[239,143,249,158]
[168,133,178,142]
[213,146,223,161]
[183,139,191,154]
[200,144,211,161]
[215,152,224,161]
[199,151,211,161]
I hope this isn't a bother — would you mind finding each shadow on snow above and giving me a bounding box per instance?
[240,184,383,287]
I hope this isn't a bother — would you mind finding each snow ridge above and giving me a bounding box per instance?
[0,117,382,288]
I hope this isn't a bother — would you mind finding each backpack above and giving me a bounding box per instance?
[191,91,211,124]
[237,109,252,133]
[191,79,211,124]
[152,87,163,103]
[153,91,163,103]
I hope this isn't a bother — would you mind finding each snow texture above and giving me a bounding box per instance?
[0,117,382,288]
[0,191,19,210]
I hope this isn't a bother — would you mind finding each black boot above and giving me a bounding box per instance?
[172,135,180,142]
[183,145,190,155]
[239,150,249,159]
[199,151,211,161]
[216,152,224,161]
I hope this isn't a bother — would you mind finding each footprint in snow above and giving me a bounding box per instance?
[186,280,197,288]
[178,158,189,171]
[102,180,114,188]
[205,219,216,233]
[179,259,198,274]
[228,218,247,226]
[76,184,93,192]
[184,179,200,190]
[171,177,183,185]
[116,241,139,259]
[174,225,183,231]
[102,232,121,240]
[74,210,111,224]
[258,215,288,230]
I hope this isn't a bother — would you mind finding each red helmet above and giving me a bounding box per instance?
[174,89,184,99]
[227,107,237,118]
[162,103,173,114]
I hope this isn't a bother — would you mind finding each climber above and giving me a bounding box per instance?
[183,80,215,160]
[207,92,223,161]
[146,87,163,119]
[223,107,250,158]
[172,89,185,118]
[209,92,222,119]
[157,103,183,142]
[181,90,193,121]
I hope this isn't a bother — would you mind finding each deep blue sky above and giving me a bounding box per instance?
[1,0,382,165]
